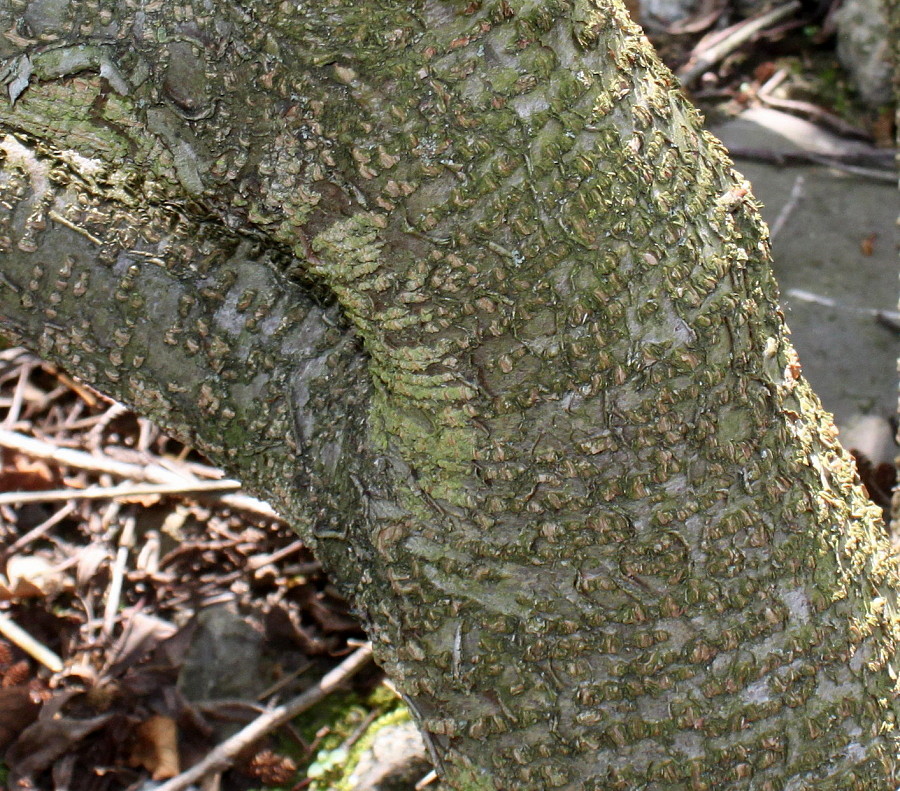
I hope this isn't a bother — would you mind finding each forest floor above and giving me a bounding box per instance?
[0,4,896,791]
[0,349,411,791]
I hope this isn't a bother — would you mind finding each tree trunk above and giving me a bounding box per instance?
[1,2,898,788]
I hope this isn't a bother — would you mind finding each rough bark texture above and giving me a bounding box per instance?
[1,2,898,789]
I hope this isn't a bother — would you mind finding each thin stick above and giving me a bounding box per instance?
[0,612,64,672]
[759,93,874,140]
[678,1,801,87]
[785,289,900,326]
[47,210,103,246]
[256,660,314,702]
[0,427,195,483]
[665,0,725,35]
[103,515,135,636]
[0,428,280,518]
[769,175,805,241]
[0,479,240,506]
[247,539,306,571]
[725,146,895,172]
[153,643,374,791]
[86,402,129,450]
[1,501,78,558]
[2,361,36,429]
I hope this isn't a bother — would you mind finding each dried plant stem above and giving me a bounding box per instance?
[0,427,213,484]
[769,175,805,241]
[247,539,306,571]
[0,480,240,506]
[1,501,78,559]
[153,643,374,791]
[725,146,895,179]
[103,515,136,636]
[0,612,63,672]
[2,361,37,429]
[0,428,279,517]
[678,1,801,86]
[757,70,873,141]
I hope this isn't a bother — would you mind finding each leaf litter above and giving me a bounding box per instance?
[0,348,401,791]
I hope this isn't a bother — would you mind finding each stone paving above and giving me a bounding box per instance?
[713,107,897,461]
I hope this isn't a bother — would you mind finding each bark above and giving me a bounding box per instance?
[1,2,898,789]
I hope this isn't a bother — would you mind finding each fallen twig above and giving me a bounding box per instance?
[103,515,135,636]
[256,659,314,701]
[0,479,241,506]
[416,769,439,789]
[725,146,896,182]
[0,427,188,482]
[785,289,900,328]
[0,611,64,672]
[2,360,37,429]
[769,175,805,241]
[0,501,78,559]
[152,643,374,791]
[875,312,900,334]
[758,93,873,141]
[247,539,306,571]
[0,427,279,517]
[678,2,801,87]
[664,0,725,35]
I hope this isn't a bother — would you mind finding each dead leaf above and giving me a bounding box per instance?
[130,714,180,780]
[298,588,362,635]
[2,659,30,687]
[6,691,112,783]
[103,610,178,678]
[860,233,876,256]
[0,555,72,600]
[75,542,111,589]
[0,685,42,750]
[0,449,60,492]
[265,604,330,655]
[752,61,777,84]
[118,619,198,697]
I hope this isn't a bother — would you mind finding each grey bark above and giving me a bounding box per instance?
[0,1,898,789]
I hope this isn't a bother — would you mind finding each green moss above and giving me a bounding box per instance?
[329,708,414,791]
[486,67,523,96]
[301,690,412,791]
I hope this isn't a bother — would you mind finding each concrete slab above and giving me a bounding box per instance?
[711,108,897,458]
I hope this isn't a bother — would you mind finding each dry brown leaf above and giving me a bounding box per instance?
[0,449,61,492]
[5,691,112,783]
[0,555,72,600]
[103,610,178,678]
[860,233,876,257]
[0,685,42,750]
[117,493,163,507]
[130,714,181,779]
[74,542,111,588]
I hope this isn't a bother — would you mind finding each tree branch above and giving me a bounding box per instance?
[153,643,374,791]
